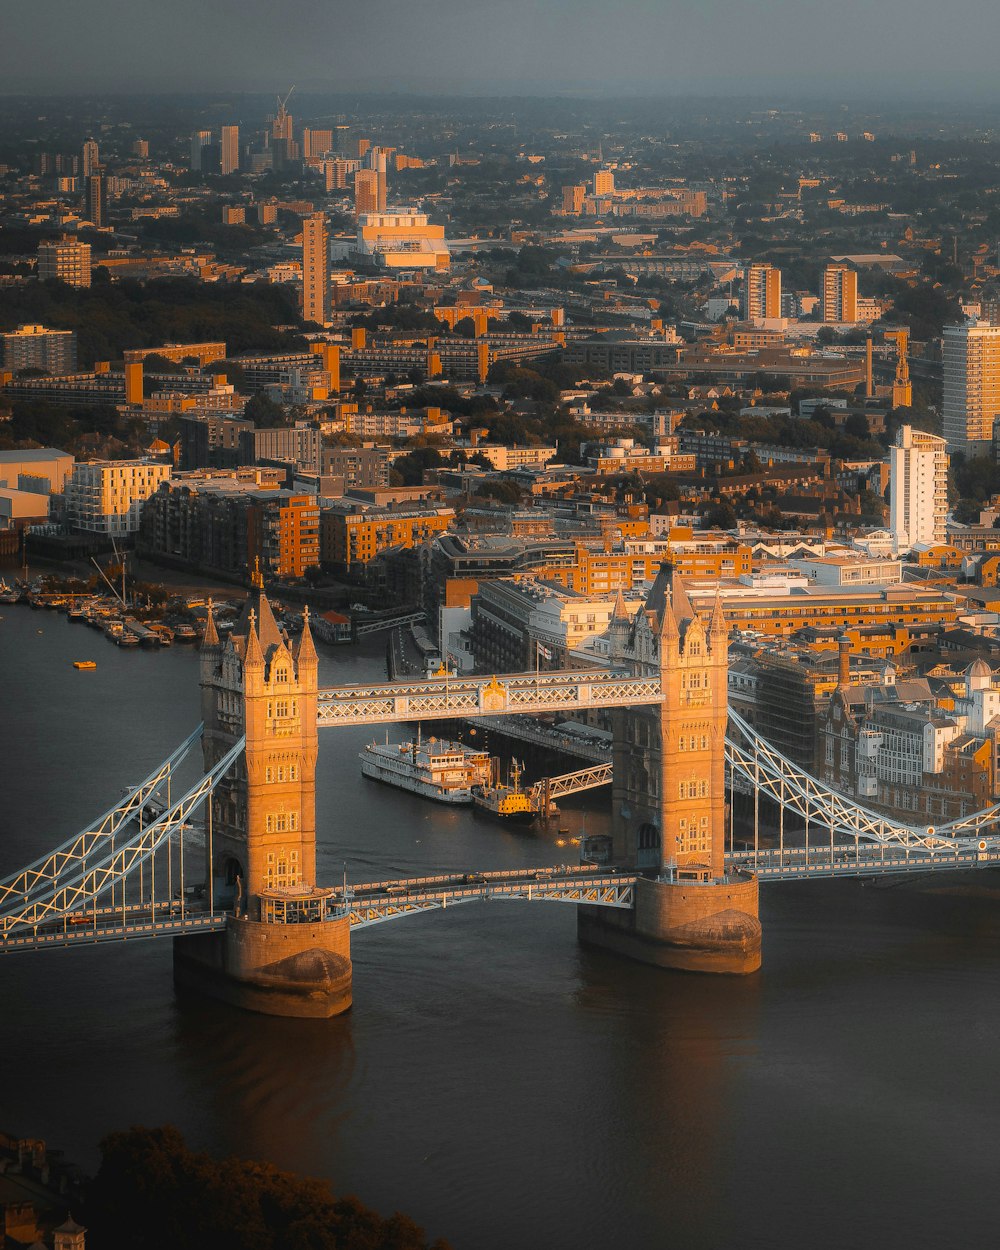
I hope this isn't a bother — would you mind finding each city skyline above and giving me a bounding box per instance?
[4,0,1000,98]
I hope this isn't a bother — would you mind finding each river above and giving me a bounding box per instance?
[2,602,1000,1249]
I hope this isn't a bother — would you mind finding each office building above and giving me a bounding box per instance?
[889,424,949,552]
[354,211,449,270]
[81,138,99,177]
[742,263,782,322]
[190,130,212,171]
[593,169,615,196]
[1,324,77,375]
[84,174,104,228]
[36,236,91,288]
[301,211,329,325]
[822,265,858,323]
[942,321,1000,455]
[220,126,240,175]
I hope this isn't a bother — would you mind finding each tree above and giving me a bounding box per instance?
[86,1125,452,1250]
[245,393,287,428]
[701,501,737,530]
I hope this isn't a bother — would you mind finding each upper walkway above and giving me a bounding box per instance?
[316,668,663,726]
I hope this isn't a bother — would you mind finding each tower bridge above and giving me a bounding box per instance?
[4,566,1000,1018]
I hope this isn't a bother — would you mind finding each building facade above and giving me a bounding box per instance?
[942,321,1000,455]
[36,237,91,288]
[64,460,171,536]
[1,325,77,375]
[822,264,858,323]
[889,424,949,552]
[301,211,329,325]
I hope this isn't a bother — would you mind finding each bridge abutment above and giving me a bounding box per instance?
[578,873,761,974]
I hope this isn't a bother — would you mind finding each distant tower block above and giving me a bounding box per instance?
[174,576,352,1017]
[579,565,761,974]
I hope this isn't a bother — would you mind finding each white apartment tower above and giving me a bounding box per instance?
[942,320,1000,455]
[301,212,329,325]
[889,424,948,553]
[741,263,782,322]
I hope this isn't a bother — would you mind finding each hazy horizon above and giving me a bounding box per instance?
[4,0,1000,100]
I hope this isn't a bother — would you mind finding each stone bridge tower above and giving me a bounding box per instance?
[173,574,352,1017]
[579,566,761,974]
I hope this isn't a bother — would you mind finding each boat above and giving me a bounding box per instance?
[173,624,197,644]
[73,660,97,670]
[359,731,492,804]
[472,759,538,825]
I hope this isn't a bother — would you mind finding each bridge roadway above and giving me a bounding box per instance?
[316,669,663,727]
[728,843,1000,880]
[7,847,1000,954]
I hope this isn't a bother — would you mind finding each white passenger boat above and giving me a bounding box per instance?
[360,732,492,804]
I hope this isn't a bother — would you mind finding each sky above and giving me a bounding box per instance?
[2,0,998,98]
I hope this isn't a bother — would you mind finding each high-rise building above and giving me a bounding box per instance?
[81,138,99,177]
[593,168,615,196]
[822,264,858,323]
[84,174,104,228]
[302,128,333,159]
[741,263,782,321]
[324,158,351,192]
[1,324,78,375]
[302,212,329,325]
[190,130,212,171]
[37,236,91,288]
[220,126,240,175]
[354,168,385,216]
[562,184,586,214]
[132,139,149,159]
[942,321,1000,455]
[889,424,948,552]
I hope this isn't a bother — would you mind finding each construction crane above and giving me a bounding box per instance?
[273,86,295,140]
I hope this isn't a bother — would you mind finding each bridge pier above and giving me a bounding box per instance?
[578,873,761,974]
[174,915,352,1019]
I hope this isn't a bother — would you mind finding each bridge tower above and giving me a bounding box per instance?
[173,574,352,1017]
[579,565,761,974]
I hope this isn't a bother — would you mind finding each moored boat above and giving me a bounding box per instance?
[472,759,538,824]
[360,732,492,804]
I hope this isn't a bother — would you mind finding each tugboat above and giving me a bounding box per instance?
[472,759,538,825]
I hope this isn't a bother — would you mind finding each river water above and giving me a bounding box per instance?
[2,603,1000,1249]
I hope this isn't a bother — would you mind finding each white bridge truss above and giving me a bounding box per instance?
[0,735,245,945]
[530,763,614,806]
[0,726,202,913]
[346,868,635,929]
[725,708,1000,855]
[354,610,425,637]
[316,669,662,726]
